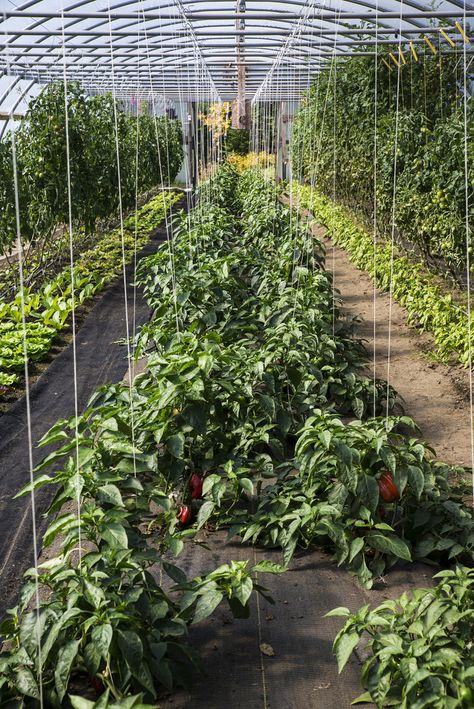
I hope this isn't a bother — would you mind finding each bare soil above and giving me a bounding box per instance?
[319,225,473,471]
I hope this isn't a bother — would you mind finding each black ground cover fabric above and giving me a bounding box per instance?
[0,215,178,617]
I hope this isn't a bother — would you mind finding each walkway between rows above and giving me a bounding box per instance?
[0,216,175,616]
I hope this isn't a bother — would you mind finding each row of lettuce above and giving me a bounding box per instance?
[0,191,179,389]
[293,184,473,368]
[292,50,473,276]
[1,165,473,707]
[0,82,183,258]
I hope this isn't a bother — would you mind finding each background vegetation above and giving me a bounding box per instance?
[292,48,474,277]
[0,82,183,257]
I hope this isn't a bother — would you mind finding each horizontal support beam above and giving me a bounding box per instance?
[2,28,472,39]
[0,111,24,120]
[2,46,473,80]
[0,45,334,55]
[1,10,474,21]
[0,55,326,66]
[0,66,323,75]
[0,68,318,84]
[1,35,468,52]
[1,76,315,87]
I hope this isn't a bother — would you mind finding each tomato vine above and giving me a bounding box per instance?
[292,49,474,275]
[0,82,183,256]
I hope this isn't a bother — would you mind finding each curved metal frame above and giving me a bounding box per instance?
[0,0,473,103]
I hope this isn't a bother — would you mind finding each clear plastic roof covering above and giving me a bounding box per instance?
[0,0,473,107]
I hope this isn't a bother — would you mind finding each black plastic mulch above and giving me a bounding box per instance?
[163,534,434,709]
[164,534,366,709]
[0,214,177,617]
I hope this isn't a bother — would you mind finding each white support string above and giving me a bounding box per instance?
[373,0,380,417]
[156,4,180,328]
[331,48,338,338]
[141,1,179,336]
[254,0,320,317]
[306,5,341,325]
[300,2,318,274]
[126,9,143,482]
[461,0,474,508]
[3,9,43,704]
[307,17,325,224]
[107,0,138,485]
[132,11,142,376]
[11,111,45,709]
[385,0,404,420]
[60,4,82,557]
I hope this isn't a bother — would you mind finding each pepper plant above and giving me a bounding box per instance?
[328,566,474,708]
[3,165,474,706]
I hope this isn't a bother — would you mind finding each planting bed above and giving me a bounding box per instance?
[160,535,436,709]
[1,167,474,709]
[321,226,474,472]
[0,210,179,616]
[0,191,180,395]
[287,195,474,472]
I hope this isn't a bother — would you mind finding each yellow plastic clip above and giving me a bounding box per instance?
[389,52,400,67]
[398,46,407,64]
[439,28,456,48]
[455,21,470,44]
[423,35,438,54]
[381,57,393,71]
[410,41,419,61]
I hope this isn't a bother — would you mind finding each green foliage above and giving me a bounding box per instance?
[3,165,473,705]
[224,128,250,155]
[0,406,274,703]
[0,138,26,250]
[0,191,179,387]
[292,50,474,272]
[1,166,330,704]
[329,566,474,708]
[237,410,474,588]
[69,692,156,709]
[0,535,272,704]
[0,82,183,256]
[294,184,473,367]
[0,370,19,387]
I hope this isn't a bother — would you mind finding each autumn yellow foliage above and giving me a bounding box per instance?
[198,102,232,142]
[226,151,275,172]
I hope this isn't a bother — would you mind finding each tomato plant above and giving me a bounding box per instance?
[0,81,183,256]
[292,48,473,273]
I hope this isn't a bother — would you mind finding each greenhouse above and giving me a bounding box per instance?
[1,0,474,707]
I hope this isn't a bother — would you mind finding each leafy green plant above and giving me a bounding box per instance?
[328,565,474,708]
[0,82,183,256]
[4,165,473,706]
[0,191,179,388]
[69,692,156,709]
[224,128,250,155]
[234,411,474,587]
[294,184,474,367]
[0,546,275,705]
[292,48,472,273]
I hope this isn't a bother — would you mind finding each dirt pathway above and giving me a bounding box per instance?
[319,226,472,470]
